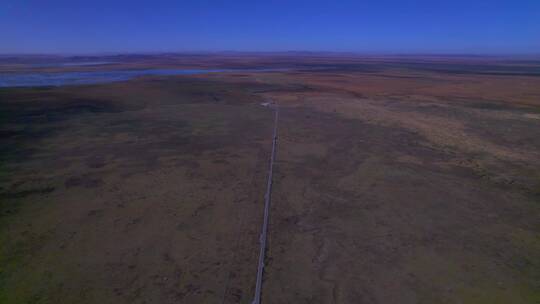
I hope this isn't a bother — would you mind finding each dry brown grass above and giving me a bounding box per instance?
[1,56,539,303]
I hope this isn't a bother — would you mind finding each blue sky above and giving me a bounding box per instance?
[1,0,539,54]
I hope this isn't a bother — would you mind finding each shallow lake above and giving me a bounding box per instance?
[0,69,234,88]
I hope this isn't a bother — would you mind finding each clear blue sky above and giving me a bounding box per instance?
[1,0,539,54]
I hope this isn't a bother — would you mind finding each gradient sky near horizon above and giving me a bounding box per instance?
[1,0,539,54]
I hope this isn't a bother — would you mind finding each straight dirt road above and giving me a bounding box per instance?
[252,105,279,304]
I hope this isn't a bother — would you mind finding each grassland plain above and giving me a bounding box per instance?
[1,56,540,303]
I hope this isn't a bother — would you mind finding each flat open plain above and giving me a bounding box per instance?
[1,55,539,303]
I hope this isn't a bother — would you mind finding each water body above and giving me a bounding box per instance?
[0,69,238,88]
[29,61,115,68]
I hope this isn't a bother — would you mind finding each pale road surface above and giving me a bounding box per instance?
[252,105,279,304]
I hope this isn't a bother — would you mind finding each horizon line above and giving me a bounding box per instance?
[1,50,540,58]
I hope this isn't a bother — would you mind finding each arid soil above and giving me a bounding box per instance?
[1,55,540,303]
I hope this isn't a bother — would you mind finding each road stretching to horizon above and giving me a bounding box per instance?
[252,104,279,304]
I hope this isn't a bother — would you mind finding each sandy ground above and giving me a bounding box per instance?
[1,56,540,303]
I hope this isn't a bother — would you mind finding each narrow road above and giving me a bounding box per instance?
[252,105,279,304]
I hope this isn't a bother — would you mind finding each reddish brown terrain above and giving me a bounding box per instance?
[1,54,539,303]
